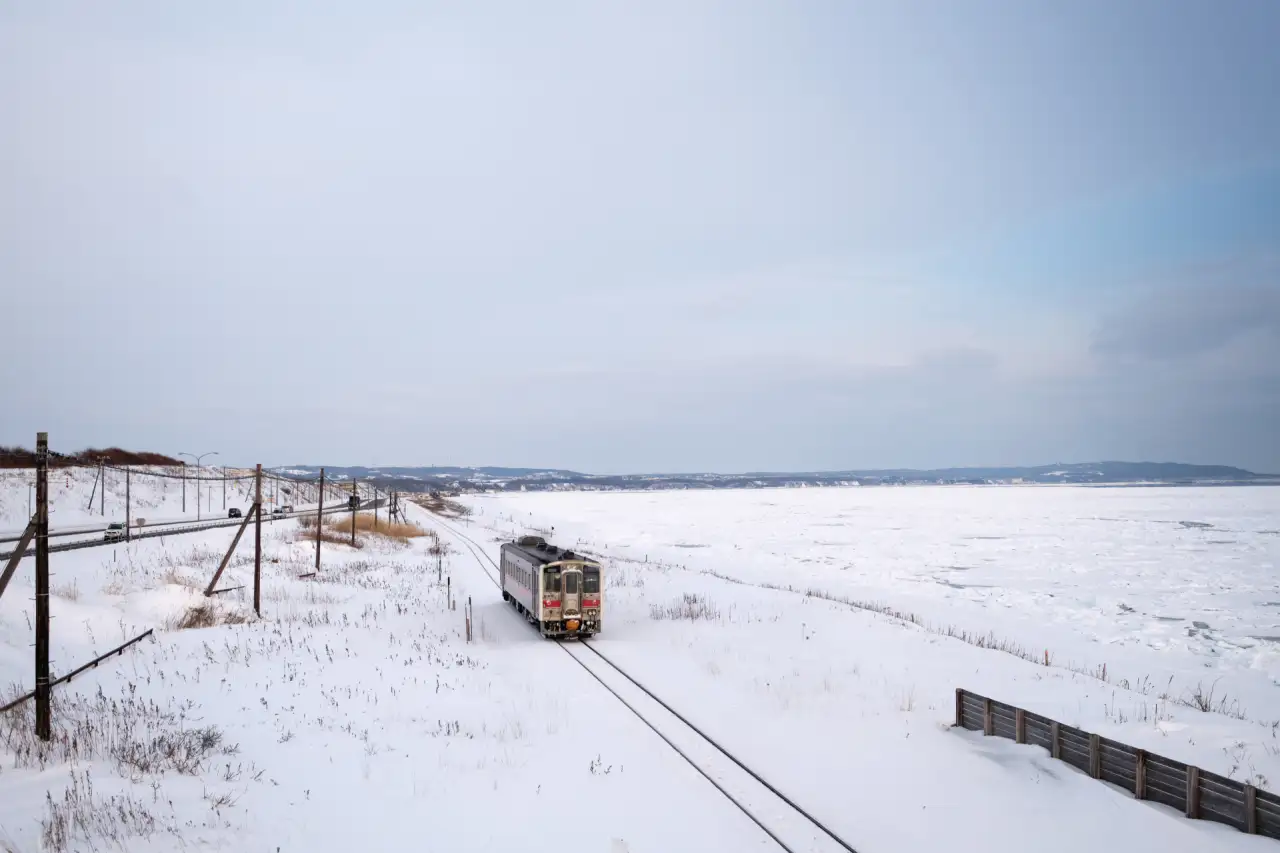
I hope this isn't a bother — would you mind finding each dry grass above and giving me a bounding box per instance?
[160,568,203,591]
[52,579,81,601]
[165,603,248,631]
[651,593,721,621]
[298,512,426,545]
[347,512,426,541]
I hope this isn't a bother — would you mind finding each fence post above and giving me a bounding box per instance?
[34,432,51,741]
[315,468,325,572]
[1050,722,1061,759]
[983,698,993,736]
[1088,733,1101,779]
[955,688,964,728]
[1186,766,1200,819]
[1135,749,1146,800]
[1246,784,1258,834]
[1015,709,1026,744]
[254,464,262,617]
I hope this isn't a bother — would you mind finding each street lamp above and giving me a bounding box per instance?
[178,451,219,520]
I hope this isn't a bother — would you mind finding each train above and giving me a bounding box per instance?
[500,535,602,639]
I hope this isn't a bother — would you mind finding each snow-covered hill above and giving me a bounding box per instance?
[0,466,361,536]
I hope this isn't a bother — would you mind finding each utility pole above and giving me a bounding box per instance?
[125,466,131,542]
[182,463,186,513]
[374,487,379,530]
[315,468,324,572]
[100,462,105,515]
[222,466,226,511]
[86,464,100,511]
[350,480,358,546]
[254,464,262,617]
[34,432,51,741]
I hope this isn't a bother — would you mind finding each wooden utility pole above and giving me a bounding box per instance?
[374,488,379,530]
[350,480,357,546]
[222,466,227,511]
[86,464,100,511]
[181,463,186,513]
[315,468,325,572]
[100,462,105,515]
[34,432,51,741]
[254,464,262,616]
[125,466,131,542]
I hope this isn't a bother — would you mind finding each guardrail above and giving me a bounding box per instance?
[0,502,376,562]
[955,688,1279,839]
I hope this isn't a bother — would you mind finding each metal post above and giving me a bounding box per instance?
[254,464,262,617]
[315,468,324,572]
[182,463,186,513]
[222,466,226,510]
[34,432,51,740]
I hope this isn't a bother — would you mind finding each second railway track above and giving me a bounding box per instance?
[428,509,862,853]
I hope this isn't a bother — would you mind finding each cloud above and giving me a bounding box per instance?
[2,3,1279,473]
[1092,282,1280,361]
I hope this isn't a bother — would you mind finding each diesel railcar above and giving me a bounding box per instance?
[500,535,602,638]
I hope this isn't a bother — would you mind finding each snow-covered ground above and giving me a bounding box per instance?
[1,480,1276,851]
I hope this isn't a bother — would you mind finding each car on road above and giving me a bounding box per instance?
[228,508,242,519]
[103,522,126,542]
[271,507,285,517]
[281,504,294,513]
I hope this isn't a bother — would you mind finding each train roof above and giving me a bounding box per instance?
[503,535,599,567]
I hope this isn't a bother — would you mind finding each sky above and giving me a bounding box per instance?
[1,1,1278,474]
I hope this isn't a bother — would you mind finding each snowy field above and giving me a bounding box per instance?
[1,476,1277,851]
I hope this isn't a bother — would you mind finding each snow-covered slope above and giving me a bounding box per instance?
[0,466,359,537]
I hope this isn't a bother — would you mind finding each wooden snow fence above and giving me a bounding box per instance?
[955,688,1279,839]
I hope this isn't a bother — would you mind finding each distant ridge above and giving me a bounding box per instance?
[279,460,1276,493]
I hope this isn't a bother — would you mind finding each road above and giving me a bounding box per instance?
[0,499,386,561]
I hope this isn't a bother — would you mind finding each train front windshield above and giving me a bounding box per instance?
[545,569,561,592]
[583,569,600,594]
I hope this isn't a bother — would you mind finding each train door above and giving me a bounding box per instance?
[562,567,581,621]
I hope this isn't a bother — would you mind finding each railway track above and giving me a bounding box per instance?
[427,510,861,853]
